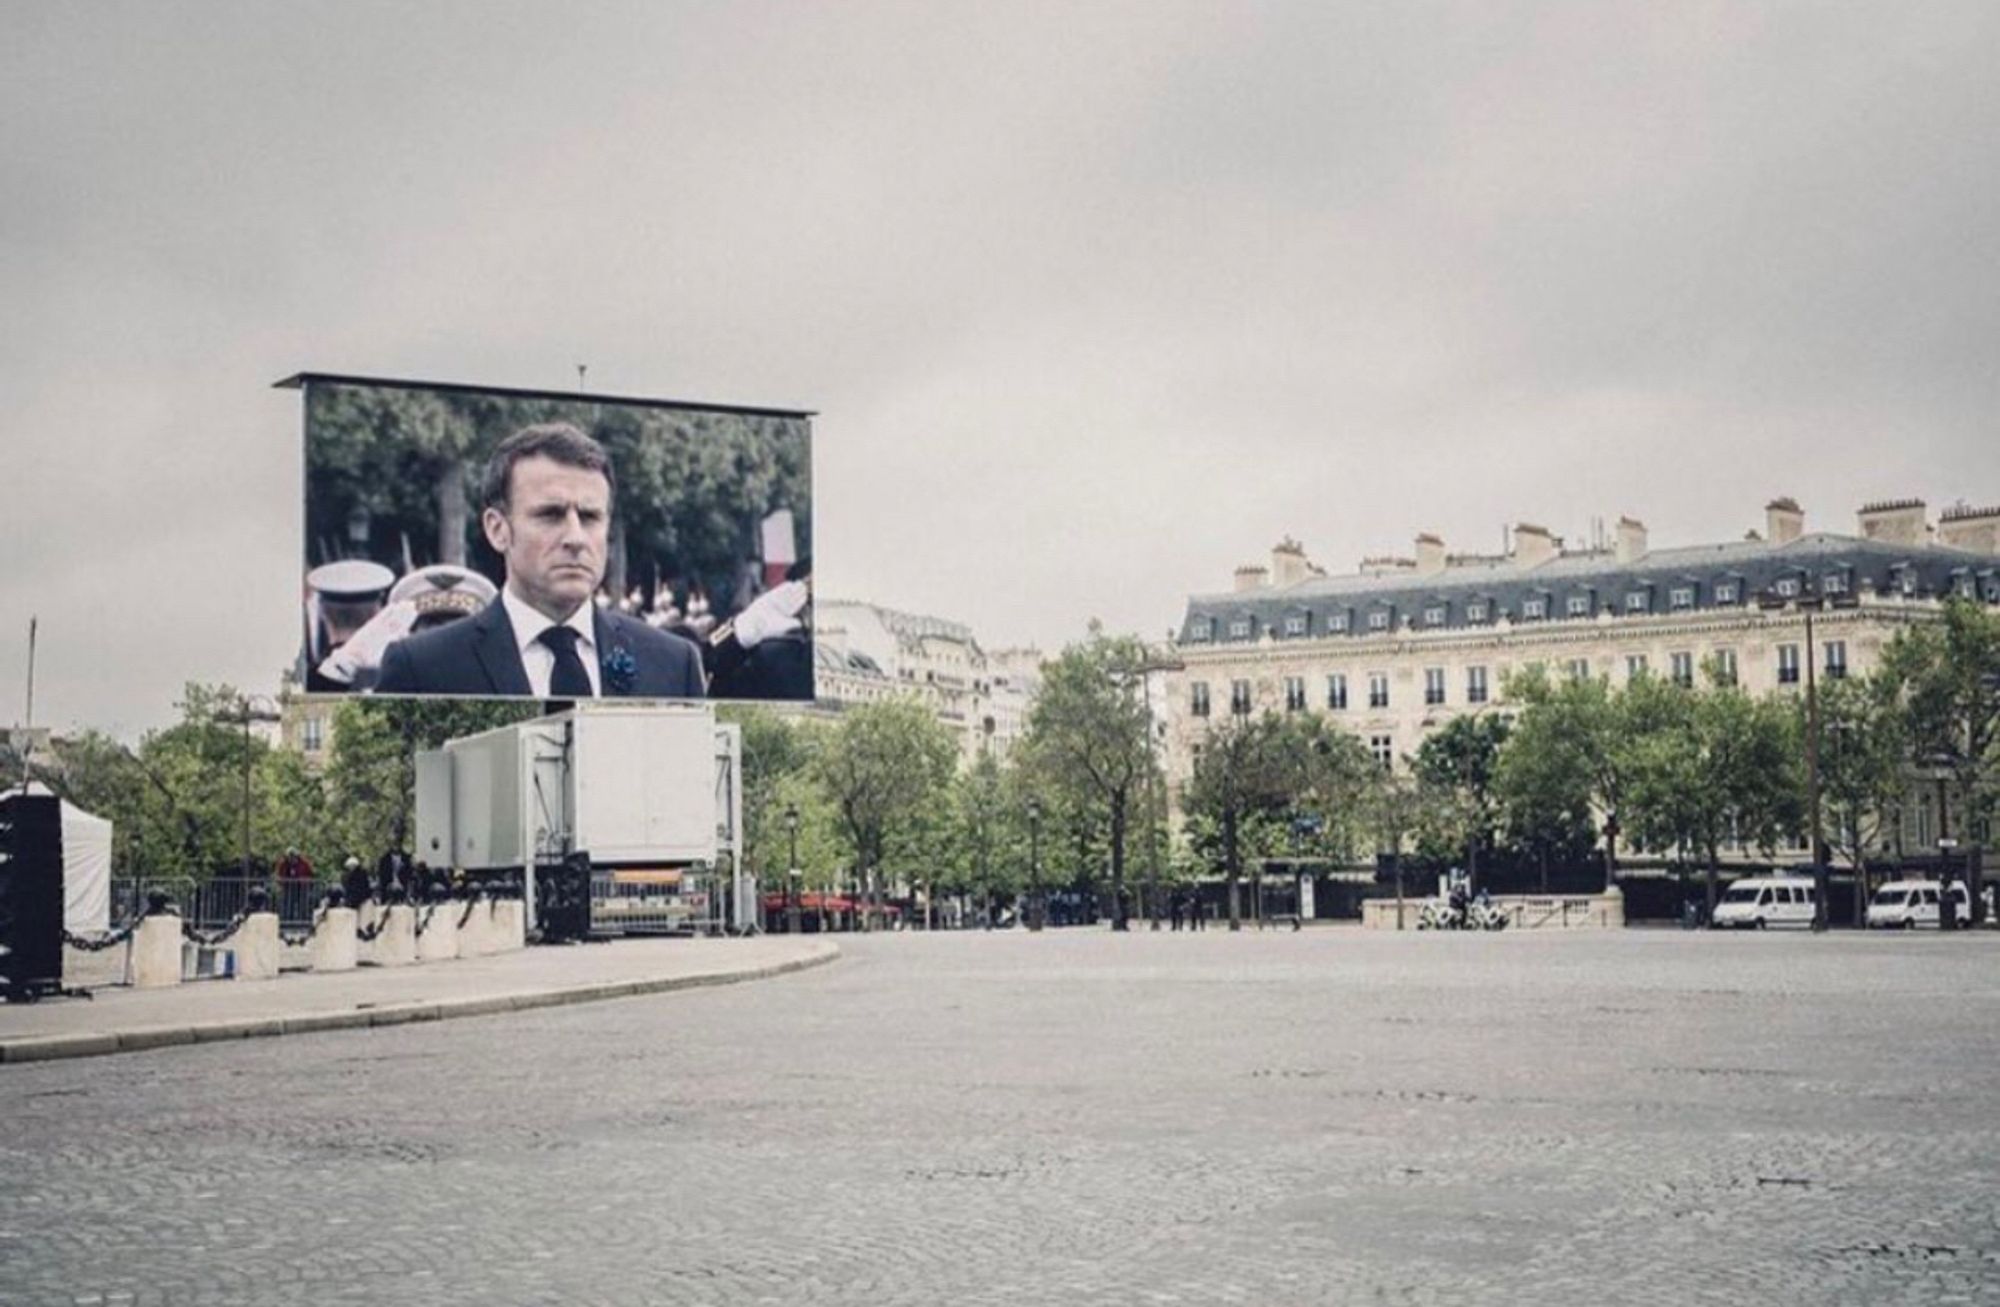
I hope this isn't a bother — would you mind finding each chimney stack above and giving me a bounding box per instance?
[1939,503,2000,554]
[1233,564,1269,592]
[1856,498,1929,547]
[1269,537,1311,587]
[1765,497,1804,545]
[1511,522,1557,568]
[1415,533,1446,575]
[1614,516,1648,565]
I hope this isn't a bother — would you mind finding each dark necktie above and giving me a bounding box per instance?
[539,626,594,698]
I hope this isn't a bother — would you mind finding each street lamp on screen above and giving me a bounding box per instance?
[784,803,801,936]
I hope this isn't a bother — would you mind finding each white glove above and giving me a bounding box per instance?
[317,601,418,684]
[731,580,809,649]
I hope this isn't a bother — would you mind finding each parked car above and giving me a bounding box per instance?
[1711,875,1819,929]
[1865,879,1971,929]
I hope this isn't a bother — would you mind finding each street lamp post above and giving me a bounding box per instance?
[784,803,801,936]
[1939,837,1958,933]
[232,694,281,886]
[1801,599,1829,931]
[1027,797,1043,932]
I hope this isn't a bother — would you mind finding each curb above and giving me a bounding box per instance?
[1,943,839,1066]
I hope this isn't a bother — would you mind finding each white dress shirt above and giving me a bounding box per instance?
[502,588,601,697]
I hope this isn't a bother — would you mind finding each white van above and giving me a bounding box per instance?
[1865,879,1971,929]
[1711,876,1819,929]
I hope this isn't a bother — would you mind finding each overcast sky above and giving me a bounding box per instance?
[4,1,1997,739]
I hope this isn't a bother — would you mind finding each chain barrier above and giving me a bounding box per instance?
[354,907,388,944]
[413,902,441,937]
[456,895,481,930]
[180,911,251,947]
[277,906,326,949]
[62,918,144,953]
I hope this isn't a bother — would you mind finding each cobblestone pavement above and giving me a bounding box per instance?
[3,928,1998,1306]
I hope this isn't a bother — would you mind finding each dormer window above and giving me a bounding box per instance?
[1775,577,1800,598]
[1567,595,1591,617]
[1823,573,1847,595]
[1284,615,1307,637]
[1467,601,1488,622]
[1715,582,1738,604]
[1188,618,1212,643]
[1228,618,1251,639]
[1900,570,1918,596]
[1329,613,1350,633]
[1368,610,1390,631]
[1626,591,1649,612]
[1522,598,1547,620]
[1954,573,1976,598]
[1424,605,1446,626]
[1670,586,1694,610]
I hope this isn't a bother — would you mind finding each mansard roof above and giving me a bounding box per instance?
[1178,532,1999,644]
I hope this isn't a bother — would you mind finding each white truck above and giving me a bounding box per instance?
[414,702,744,935]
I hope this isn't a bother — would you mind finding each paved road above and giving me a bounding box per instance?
[3,928,1997,1306]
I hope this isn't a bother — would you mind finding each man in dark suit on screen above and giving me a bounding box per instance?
[374,422,706,699]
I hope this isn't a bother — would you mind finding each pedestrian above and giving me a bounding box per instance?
[1169,891,1184,931]
[1190,889,1205,931]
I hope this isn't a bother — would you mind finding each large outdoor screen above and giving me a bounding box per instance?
[285,373,813,703]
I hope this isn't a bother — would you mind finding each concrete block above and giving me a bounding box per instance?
[234,913,281,980]
[365,904,417,966]
[310,906,359,972]
[460,901,502,957]
[492,900,526,952]
[415,903,459,962]
[132,914,183,988]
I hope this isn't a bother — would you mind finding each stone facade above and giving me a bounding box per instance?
[1166,497,2000,851]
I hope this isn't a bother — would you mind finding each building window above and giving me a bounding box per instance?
[1467,601,1488,623]
[1466,666,1488,704]
[1713,649,1738,685]
[1368,673,1389,709]
[1424,667,1446,706]
[1329,613,1349,632]
[1230,680,1252,716]
[1778,643,1800,685]
[1368,609,1390,631]
[1369,734,1394,771]
[1522,598,1546,619]
[1567,595,1591,617]
[1228,618,1251,639]
[1626,654,1648,680]
[1327,673,1348,710]
[1954,574,1976,598]
[1284,676,1306,712]
[301,715,324,753]
[1284,615,1307,637]
[1670,651,1694,687]
[1823,573,1846,595]
[1715,582,1738,604]
[1190,682,1210,718]
[1776,577,1800,598]
[1566,658,1590,682]
[1424,605,1446,626]
[1824,640,1847,679]
[1985,579,2000,603]
[1625,591,1649,612]
[1189,618,1212,642]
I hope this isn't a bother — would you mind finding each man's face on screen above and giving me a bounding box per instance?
[484,454,610,622]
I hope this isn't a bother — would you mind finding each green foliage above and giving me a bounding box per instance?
[1409,713,1511,872]
[1880,598,2000,845]
[1816,672,1908,870]
[810,699,958,876]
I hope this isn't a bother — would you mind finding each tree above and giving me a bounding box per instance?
[811,700,957,929]
[1500,666,1629,889]
[1880,599,2000,924]
[1409,713,1511,891]
[1020,630,1158,930]
[1182,712,1295,929]
[1816,672,1908,920]
[1619,677,1802,913]
[720,706,816,889]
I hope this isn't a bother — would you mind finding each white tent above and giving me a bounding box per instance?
[21,781,112,934]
